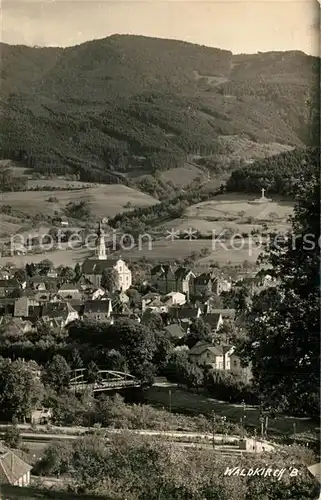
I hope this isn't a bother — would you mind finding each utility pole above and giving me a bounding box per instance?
[242,400,246,438]
[260,416,264,439]
[168,390,172,413]
[211,410,216,449]
[264,416,268,438]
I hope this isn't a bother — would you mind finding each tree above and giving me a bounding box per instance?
[74,263,82,282]
[58,266,75,282]
[106,319,157,386]
[42,355,71,393]
[86,361,101,384]
[0,359,44,421]
[237,163,320,417]
[25,262,37,277]
[13,268,27,282]
[71,349,83,369]
[100,267,119,292]
[184,318,212,348]
[34,441,73,477]
[38,259,54,275]
[3,425,21,449]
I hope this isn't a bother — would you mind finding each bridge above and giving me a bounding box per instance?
[70,368,141,392]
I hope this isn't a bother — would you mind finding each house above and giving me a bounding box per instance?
[193,273,214,297]
[144,298,169,314]
[0,318,33,337]
[13,296,42,319]
[174,267,196,298]
[307,463,321,499]
[189,342,233,370]
[164,323,186,340]
[90,287,106,300]
[164,291,186,307]
[31,408,52,424]
[27,277,60,294]
[57,283,82,300]
[204,306,236,321]
[141,292,162,312]
[0,279,20,298]
[168,305,201,322]
[150,264,176,294]
[167,305,201,333]
[82,299,113,322]
[202,313,224,333]
[41,301,79,327]
[0,443,32,487]
[0,268,11,280]
[212,276,232,295]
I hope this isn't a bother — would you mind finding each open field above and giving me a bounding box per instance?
[160,217,289,236]
[160,163,204,187]
[0,185,159,219]
[0,214,24,236]
[145,386,319,439]
[0,237,261,268]
[0,247,92,268]
[158,193,293,237]
[116,238,262,264]
[186,194,293,221]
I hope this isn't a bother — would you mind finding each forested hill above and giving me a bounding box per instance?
[0,35,319,181]
[226,147,320,195]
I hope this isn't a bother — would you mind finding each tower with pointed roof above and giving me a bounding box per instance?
[96,221,107,260]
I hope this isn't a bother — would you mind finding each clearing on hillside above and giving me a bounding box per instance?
[160,164,205,187]
[156,194,293,236]
[0,185,159,219]
[186,194,293,221]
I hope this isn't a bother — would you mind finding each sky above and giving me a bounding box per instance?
[1,0,320,55]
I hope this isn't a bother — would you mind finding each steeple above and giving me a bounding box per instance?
[96,221,107,260]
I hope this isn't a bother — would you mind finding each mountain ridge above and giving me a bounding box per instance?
[0,35,319,184]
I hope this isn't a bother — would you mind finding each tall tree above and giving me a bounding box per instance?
[42,355,71,393]
[184,318,212,348]
[101,268,119,292]
[237,162,320,417]
[0,359,44,421]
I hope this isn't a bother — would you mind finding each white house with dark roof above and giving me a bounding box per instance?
[0,443,32,487]
[189,342,233,370]
[162,291,186,309]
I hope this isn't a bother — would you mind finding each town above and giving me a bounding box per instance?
[0,6,320,499]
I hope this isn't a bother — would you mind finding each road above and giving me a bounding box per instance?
[0,424,240,443]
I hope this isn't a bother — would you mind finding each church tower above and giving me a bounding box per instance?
[96,221,107,260]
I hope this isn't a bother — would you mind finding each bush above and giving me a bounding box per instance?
[205,369,258,405]
[3,425,21,449]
